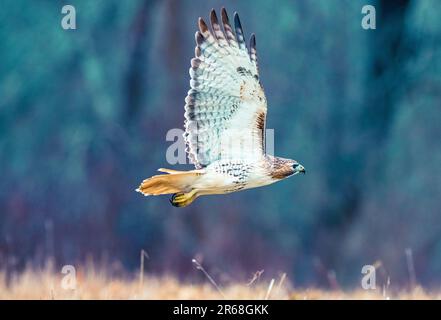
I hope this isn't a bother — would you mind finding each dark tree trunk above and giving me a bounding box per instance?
[311,0,412,287]
[125,0,156,122]
[361,0,412,142]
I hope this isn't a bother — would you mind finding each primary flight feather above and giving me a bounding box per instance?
[136,8,305,207]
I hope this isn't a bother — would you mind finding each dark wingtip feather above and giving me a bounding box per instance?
[210,9,218,25]
[220,8,238,45]
[234,12,241,28]
[210,8,227,42]
[234,11,246,49]
[198,17,208,33]
[190,57,201,68]
[221,7,229,24]
[195,31,204,45]
[194,46,201,57]
[250,33,256,48]
[249,33,257,63]
[234,12,244,36]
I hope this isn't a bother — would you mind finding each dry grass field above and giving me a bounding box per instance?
[0,265,439,300]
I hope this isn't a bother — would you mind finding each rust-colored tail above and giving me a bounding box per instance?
[136,168,203,207]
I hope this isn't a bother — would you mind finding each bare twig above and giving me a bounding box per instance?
[405,248,417,290]
[374,260,392,298]
[382,276,391,300]
[264,279,275,300]
[276,273,287,293]
[247,270,264,286]
[192,258,226,299]
[139,249,149,288]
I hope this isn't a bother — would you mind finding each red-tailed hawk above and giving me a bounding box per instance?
[136,8,305,207]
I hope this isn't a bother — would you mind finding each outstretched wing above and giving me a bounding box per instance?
[184,8,267,169]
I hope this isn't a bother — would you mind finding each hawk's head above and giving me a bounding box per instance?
[268,156,305,179]
[292,161,306,175]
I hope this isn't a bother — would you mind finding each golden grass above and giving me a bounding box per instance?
[0,266,439,300]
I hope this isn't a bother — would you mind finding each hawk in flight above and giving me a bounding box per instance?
[137,8,305,207]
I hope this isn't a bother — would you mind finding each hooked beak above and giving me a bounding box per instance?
[294,163,306,174]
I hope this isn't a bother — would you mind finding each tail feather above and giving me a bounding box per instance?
[136,169,203,196]
[157,168,186,174]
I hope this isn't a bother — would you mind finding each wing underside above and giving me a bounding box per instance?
[184,8,267,169]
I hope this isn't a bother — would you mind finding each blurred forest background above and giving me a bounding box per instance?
[1,0,441,289]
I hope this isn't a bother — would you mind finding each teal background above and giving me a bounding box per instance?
[1,0,440,288]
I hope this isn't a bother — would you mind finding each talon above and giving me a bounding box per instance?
[170,191,197,208]
[170,193,185,207]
